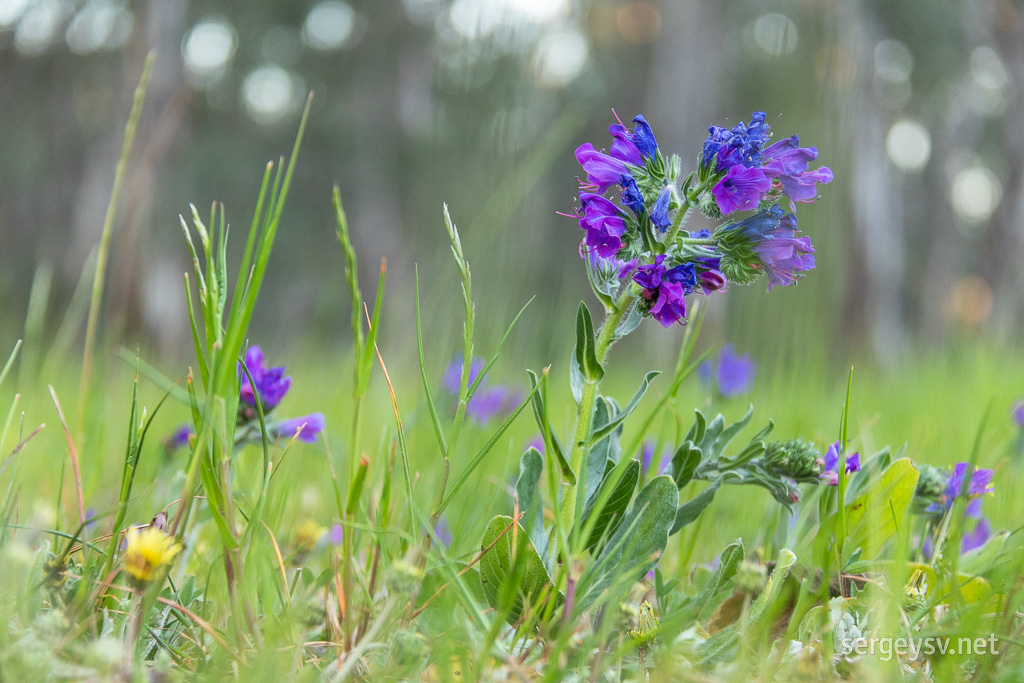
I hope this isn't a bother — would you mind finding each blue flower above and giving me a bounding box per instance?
[638,440,672,476]
[929,462,995,518]
[650,187,672,231]
[434,515,454,548]
[163,424,194,451]
[1012,400,1024,429]
[619,174,645,216]
[702,112,771,172]
[712,165,772,215]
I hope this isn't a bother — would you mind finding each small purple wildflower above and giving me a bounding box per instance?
[761,136,834,209]
[163,424,194,451]
[712,165,772,215]
[700,345,756,398]
[1012,400,1024,429]
[819,441,861,486]
[434,515,454,548]
[578,193,628,258]
[923,517,993,559]
[239,346,291,412]
[328,523,344,545]
[83,507,99,529]
[575,144,631,194]
[527,436,546,454]
[637,440,672,476]
[961,517,992,553]
[929,462,995,518]
[272,413,326,443]
[443,357,520,425]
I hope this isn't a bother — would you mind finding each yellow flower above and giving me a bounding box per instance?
[295,520,326,550]
[123,526,182,585]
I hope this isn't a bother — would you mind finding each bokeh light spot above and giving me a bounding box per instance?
[951,165,1001,223]
[242,65,300,124]
[615,1,661,45]
[302,1,355,51]
[534,28,588,88]
[753,13,798,56]
[886,119,931,172]
[182,17,237,86]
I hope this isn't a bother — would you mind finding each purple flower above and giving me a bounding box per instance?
[923,517,992,559]
[761,135,834,209]
[712,165,772,215]
[702,112,771,172]
[83,508,99,529]
[272,413,326,443]
[632,255,695,327]
[929,462,995,518]
[527,436,545,454]
[575,143,630,194]
[1012,400,1024,429]
[578,193,628,258]
[163,424,194,451]
[443,357,520,425]
[961,517,992,553]
[442,356,484,393]
[701,345,756,398]
[638,440,672,476]
[239,346,291,412]
[434,515,454,548]
[820,441,861,486]
[328,523,344,545]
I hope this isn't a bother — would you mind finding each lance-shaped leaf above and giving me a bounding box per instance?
[479,515,559,624]
[584,396,622,504]
[526,369,574,484]
[590,371,660,444]
[577,459,640,553]
[671,478,721,534]
[514,448,548,565]
[574,301,604,382]
[577,475,679,611]
[670,441,702,489]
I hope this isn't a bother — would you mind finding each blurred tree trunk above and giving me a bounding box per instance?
[987,1,1024,338]
[845,3,911,364]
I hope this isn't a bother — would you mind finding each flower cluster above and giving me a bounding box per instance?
[571,111,831,327]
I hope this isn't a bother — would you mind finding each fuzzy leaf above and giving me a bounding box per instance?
[670,441,702,489]
[590,371,659,444]
[671,479,721,534]
[479,515,558,624]
[578,459,640,553]
[574,301,604,382]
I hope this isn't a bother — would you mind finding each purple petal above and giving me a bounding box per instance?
[712,165,771,215]
[274,413,326,443]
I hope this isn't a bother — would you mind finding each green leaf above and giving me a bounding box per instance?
[578,459,639,553]
[578,476,679,611]
[684,409,707,446]
[574,301,604,382]
[590,371,659,444]
[671,478,721,534]
[514,448,547,564]
[670,441,702,489]
[479,515,558,624]
[845,458,919,562]
[584,397,621,504]
[526,369,574,484]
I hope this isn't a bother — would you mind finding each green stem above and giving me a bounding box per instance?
[558,290,633,537]
[679,237,717,246]
[663,185,701,247]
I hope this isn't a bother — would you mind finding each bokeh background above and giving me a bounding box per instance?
[0,0,1022,378]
